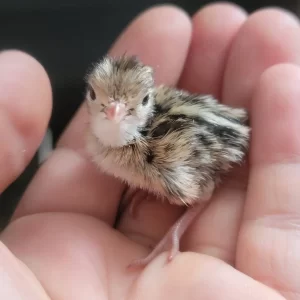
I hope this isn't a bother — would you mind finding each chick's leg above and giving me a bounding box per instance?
[127,190,213,269]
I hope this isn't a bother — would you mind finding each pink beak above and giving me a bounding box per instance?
[104,102,126,121]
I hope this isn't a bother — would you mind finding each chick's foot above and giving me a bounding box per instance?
[127,202,207,270]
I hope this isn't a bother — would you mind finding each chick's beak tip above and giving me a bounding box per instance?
[105,102,126,121]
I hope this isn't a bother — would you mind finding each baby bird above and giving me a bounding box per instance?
[84,55,250,269]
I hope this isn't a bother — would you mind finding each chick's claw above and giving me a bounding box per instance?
[127,202,207,270]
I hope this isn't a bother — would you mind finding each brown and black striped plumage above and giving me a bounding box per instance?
[85,55,250,207]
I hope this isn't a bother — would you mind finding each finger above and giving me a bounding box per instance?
[182,169,247,264]
[237,64,300,299]
[175,3,247,263]
[178,2,247,97]
[13,6,192,226]
[1,210,285,300]
[223,7,300,108]
[131,253,286,300]
[184,7,300,263]
[0,241,50,300]
[2,214,121,300]
[0,50,51,193]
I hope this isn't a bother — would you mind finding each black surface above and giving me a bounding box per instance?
[0,0,297,227]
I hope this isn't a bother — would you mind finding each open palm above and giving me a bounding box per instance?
[1,3,300,299]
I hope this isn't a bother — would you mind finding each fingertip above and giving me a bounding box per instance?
[0,50,52,191]
[259,63,300,86]
[117,3,192,39]
[191,2,247,47]
[179,1,247,96]
[223,7,300,108]
[0,50,52,143]
[247,6,300,27]
[109,4,192,85]
[136,3,191,24]
[193,2,247,21]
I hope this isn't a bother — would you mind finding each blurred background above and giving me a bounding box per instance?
[0,0,298,228]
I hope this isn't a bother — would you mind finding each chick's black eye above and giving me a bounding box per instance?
[142,95,149,105]
[88,85,96,101]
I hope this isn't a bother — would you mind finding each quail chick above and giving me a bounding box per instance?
[84,55,250,269]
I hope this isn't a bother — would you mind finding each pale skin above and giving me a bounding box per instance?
[1,2,300,299]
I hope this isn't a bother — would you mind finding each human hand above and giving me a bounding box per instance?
[1,3,300,299]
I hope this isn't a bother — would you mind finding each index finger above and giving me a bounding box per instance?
[13,5,192,225]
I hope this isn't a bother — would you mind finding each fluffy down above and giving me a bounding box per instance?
[87,84,250,206]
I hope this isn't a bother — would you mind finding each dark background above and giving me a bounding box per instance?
[0,0,298,227]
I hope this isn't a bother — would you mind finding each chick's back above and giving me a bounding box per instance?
[141,85,250,205]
